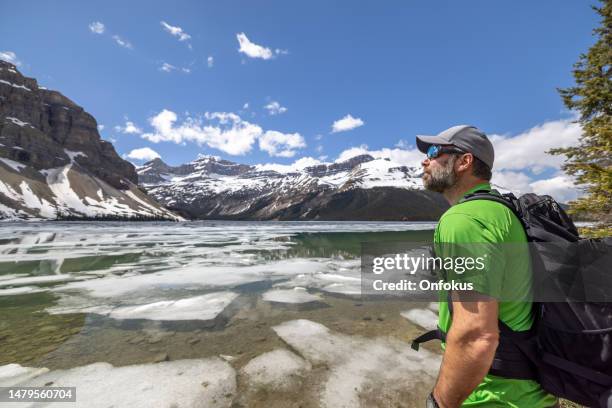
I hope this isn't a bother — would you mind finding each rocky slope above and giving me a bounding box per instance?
[0,60,180,220]
[138,154,449,220]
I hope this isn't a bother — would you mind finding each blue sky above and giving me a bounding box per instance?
[0,1,601,201]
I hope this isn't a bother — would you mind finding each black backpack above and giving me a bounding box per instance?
[412,191,612,408]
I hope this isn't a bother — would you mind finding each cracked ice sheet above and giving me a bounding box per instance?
[52,259,328,299]
[262,287,321,304]
[241,349,311,390]
[0,274,76,288]
[273,319,441,408]
[48,292,238,321]
[0,358,236,408]
[0,286,47,296]
[277,258,363,296]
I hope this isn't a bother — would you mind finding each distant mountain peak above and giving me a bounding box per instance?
[136,152,444,221]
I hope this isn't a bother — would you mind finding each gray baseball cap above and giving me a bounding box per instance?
[416,125,494,168]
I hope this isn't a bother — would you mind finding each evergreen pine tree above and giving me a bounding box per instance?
[551,1,611,236]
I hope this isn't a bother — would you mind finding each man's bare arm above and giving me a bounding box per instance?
[433,292,500,408]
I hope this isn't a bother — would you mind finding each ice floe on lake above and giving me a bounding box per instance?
[272,319,441,408]
[262,287,321,304]
[0,274,76,287]
[0,364,49,387]
[241,348,311,390]
[2,222,437,324]
[0,359,236,408]
[400,306,438,331]
[0,286,46,296]
[48,292,239,322]
[51,259,327,300]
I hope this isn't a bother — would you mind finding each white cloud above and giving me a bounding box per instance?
[97,124,105,131]
[329,118,584,203]
[264,101,287,116]
[530,174,581,203]
[242,102,249,109]
[112,35,133,49]
[88,23,132,50]
[486,118,584,202]
[256,156,322,173]
[159,62,190,73]
[160,21,191,42]
[493,170,581,203]
[491,170,534,195]
[141,110,262,155]
[207,56,214,68]
[491,118,581,173]
[258,130,306,157]
[331,114,365,133]
[126,147,161,162]
[88,21,105,34]
[140,109,304,157]
[335,144,423,167]
[0,51,21,66]
[395,139,412,149]
[160,62,176,72]
[115,121,142,135]
[335,145,370,162]
[236,33,274,60]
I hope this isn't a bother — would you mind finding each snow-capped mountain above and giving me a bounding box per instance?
[138,154,449,220]
[0,60,181,220]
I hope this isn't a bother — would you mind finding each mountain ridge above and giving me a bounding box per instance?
[138,154,449,221]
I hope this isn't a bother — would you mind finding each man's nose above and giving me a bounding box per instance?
[421,158,430,167]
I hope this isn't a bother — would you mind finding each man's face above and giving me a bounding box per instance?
[421,153,458,193]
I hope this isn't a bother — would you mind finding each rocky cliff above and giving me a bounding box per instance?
[138,154,449,220]
[0,60,181,220]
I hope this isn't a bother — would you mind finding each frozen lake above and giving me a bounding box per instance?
[0,221,442,407]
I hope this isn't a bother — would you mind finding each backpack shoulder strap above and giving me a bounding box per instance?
[461,190,524,225]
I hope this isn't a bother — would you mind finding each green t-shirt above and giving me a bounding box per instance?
[434,183,557,408]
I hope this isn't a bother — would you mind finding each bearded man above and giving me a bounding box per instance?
[416,125,558,408]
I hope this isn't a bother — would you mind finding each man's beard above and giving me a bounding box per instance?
[423,155,457,193]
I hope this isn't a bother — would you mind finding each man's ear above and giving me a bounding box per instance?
[455,153,473,174]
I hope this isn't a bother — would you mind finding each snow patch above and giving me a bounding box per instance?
[0,158,27,172]
[0,179,23,201]
[0,79,31,91]
[64,149,87,163]
[19,181,56,218]
[5,116,34,128]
